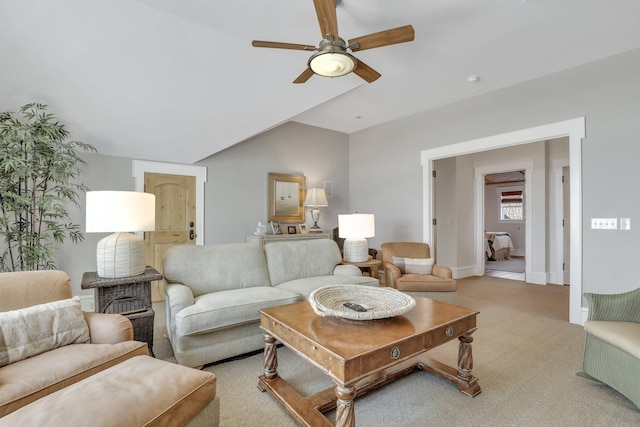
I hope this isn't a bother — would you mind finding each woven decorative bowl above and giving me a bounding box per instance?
[309,284,416,320]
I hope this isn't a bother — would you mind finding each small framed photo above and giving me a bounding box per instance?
[287,225,297,235]
[299,224,308,234]
[270,221,282,235]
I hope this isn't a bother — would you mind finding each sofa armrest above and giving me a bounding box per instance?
[384,262,401,288]
[585,288,640,322]
[83,311,133,344]
[166,282,196,317]
[432,264,453,280]
[333,265,363,276]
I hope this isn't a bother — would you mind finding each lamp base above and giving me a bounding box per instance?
[343,238,369,263]
[96,232,146,278]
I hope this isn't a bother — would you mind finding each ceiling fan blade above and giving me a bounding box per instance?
[252,40,316,51]
[349,25,415,52]
[352,58,381,83]
[293,67,315,84]
[313,0,339,39]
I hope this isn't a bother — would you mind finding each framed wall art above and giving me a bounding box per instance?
[268,173,305,223]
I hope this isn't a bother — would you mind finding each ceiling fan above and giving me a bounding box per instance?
[252,0,415,84]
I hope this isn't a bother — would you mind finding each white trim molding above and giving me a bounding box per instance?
[132,160,208,245]
[421,117,585,325]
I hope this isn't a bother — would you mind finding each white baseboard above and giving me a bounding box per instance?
[527,271,547,285]
[452,265,476,279]
[511,248,525,257]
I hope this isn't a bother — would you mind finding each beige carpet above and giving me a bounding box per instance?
[153,277,640,426]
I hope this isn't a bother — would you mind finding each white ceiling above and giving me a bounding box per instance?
[2,0,640,164]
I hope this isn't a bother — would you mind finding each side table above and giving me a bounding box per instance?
[339,256,382,279]
[81,266,162,356]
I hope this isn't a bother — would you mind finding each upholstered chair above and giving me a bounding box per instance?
[577,288,640,409]
[381,242,457,303]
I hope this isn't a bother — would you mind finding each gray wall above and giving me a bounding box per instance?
[349,47,640,297]
[196,121,350,244]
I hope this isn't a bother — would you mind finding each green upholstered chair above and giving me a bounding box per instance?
[577,287,640,409]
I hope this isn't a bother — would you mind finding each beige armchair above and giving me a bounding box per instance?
[381,242,457,303]
[0,270,148,417]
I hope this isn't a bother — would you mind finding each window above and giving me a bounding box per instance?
[499,188,524,221]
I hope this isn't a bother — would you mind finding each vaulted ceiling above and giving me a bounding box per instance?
[2,0,640,164]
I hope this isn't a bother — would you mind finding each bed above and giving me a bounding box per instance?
[485,232,513,261]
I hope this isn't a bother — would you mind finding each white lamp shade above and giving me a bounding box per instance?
[304,188,329,207]
[86,191,155,278]
[86,191,155,232]
[338,214,375,238]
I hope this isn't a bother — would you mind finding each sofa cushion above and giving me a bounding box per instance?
[0,298,90,367]
[396,274,457,292]
[265,239,342,286]
[1,355,217,427]
[163,243,271,297]
[276,275,379,300]
[585,320,640,359]
[392,257,434,274]
[0,340,148,418]
[176,287,301,336]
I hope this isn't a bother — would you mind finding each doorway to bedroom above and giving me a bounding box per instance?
[484,170,526,281]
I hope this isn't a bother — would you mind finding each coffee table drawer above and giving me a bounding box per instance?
[357,339,425,376]
[425,318,476,349]
[261,318,332,371]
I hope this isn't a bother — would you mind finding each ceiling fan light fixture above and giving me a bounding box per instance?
[309,52,355,77]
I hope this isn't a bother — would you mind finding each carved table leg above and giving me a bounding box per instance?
[456,329,481,396]
[335,385,356,427]
[263,332,278,380]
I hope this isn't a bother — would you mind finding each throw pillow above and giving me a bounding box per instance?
[392,257,434,275]
[0,298,90,367]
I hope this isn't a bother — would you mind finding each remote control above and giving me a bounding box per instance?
[343,302,368,312]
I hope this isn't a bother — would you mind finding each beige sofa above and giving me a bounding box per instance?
[0,270,219,426]
[163,238,379,367]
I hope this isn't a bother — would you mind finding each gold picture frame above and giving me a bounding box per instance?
[268,173,305,223]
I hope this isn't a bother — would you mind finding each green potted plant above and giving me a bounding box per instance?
[0,103,96,271]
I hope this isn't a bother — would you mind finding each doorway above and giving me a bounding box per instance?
[132,160,207,301]
[144,173,197,301]
[421,118,585,325]
[484,170,526,281]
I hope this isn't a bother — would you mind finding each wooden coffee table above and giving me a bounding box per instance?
[258,297,481,427]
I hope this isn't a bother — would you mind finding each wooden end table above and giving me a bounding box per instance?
[258,297,481,427]
[81,266,162,356]
[339,256,382,279]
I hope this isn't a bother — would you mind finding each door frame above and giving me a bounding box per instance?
[132,160,207,245]
[421,117,585,325]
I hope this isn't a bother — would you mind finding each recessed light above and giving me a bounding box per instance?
[467,75,480,83]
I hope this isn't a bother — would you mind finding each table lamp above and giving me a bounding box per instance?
[303,188,329,233]
[339,213,375,262]
[86,191,156,278]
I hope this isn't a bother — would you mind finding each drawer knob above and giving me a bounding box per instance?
[446,326,454,337]
[390,346,400,359]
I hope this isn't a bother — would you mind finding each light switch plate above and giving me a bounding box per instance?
[620,218,631,230]
[591,218,618,230]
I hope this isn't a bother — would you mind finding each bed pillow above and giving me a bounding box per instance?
[392,257,434,275]
[0,298,90,367]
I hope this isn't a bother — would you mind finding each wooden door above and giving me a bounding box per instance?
[144,173,197,301]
